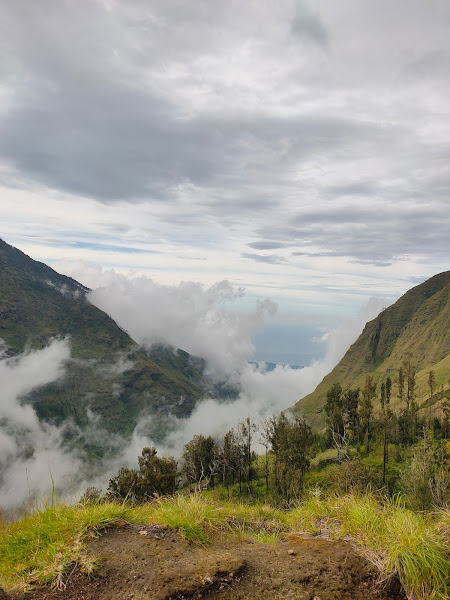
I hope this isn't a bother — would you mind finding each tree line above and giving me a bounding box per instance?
[322,359,450,508]
[102,357,449,510]
[107,413,314,504]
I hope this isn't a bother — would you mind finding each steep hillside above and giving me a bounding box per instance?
[293,271,450,428]
[0,239,220,448]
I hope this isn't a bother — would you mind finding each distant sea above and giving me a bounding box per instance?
[248,360,303,372]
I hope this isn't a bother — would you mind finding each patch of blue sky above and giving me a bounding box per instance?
[40,239,160,254]
[71,241,160,254]
[23,233,160,254]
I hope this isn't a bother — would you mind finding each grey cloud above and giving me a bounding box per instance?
[247,241,286,250]
[256,200,450,266]
[327,182,379,197]
[350,259,393,268]
[200,194,275,218]
[0,0,449,272]
[0,0,405,208]
[0,63,385,204]
[0,1,223,200]
[292,251,333,258]
[291,3,329,47]
[400,50,450,84]
[0,84,221,200]
[241,253,286,265]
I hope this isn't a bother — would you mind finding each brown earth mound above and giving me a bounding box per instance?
[13,523,405,600]
[1,587,11,600]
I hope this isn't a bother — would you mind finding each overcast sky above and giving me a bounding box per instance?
[1,0,449,361]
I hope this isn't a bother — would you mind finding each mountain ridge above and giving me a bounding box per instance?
[0,239,224,449]
[293,271,450,428]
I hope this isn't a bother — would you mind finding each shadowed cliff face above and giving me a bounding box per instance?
[293,271,450,428]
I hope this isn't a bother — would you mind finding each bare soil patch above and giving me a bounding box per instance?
[11,523,405,600]
[1,588,11,600]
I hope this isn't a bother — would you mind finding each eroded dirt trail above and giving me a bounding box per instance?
[16,523,405,600]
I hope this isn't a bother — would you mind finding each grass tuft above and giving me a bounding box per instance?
[252,529,280,544]
[383,506,449,600]
[132,493,222,544]
[0,501,133,591]
[289,492,449,600]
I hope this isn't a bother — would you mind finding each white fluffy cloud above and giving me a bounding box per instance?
[160,294,390,452]
[88,275,277,382]
[0,339,84,509]
[0,339,163,509]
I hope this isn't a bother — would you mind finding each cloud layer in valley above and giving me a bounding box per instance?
[155,293,390,451]
[84,271,390,454]
[90,277,277,382]
[0,273,389,509]
[0,339,82,509]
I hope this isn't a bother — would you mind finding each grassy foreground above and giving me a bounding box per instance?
[0,493,448,599]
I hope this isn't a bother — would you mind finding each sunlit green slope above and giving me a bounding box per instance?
[293,271,450,428]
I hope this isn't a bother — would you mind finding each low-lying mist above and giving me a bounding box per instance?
[0,340,82,510]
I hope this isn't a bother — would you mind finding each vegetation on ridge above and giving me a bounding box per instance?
[0,238,230,450]
[293,271,450,428]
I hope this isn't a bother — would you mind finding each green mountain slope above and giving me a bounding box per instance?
[0,239,219,447]
[293,271,450,428]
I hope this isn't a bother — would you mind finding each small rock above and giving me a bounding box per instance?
[287,549,296,556]
[139,530,148,536]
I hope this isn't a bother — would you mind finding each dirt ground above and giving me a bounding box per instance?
[11,523,405,600]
